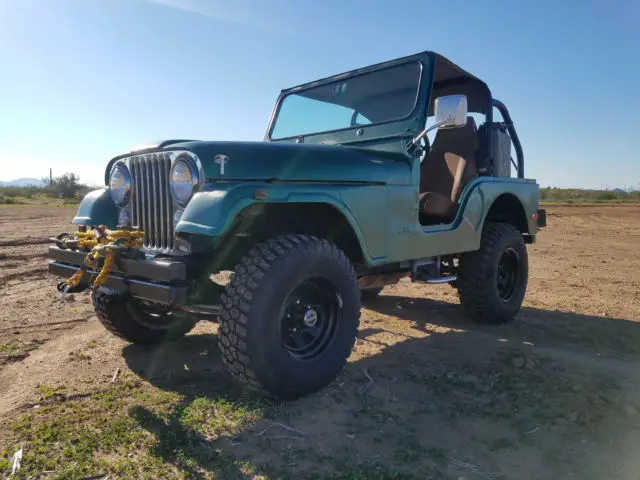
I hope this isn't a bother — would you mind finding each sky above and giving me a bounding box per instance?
[0,0,638,189]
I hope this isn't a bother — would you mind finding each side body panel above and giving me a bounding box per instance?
[174,176,538,267]
[386,177,539,263]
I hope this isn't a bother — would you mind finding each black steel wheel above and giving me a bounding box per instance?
[218,235,360,400]
[280,277,340,360]
[457,222,528,324]
[497,247,521,301]
[92,288,197,344]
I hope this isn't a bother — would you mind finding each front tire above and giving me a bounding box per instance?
[91,288,197,344]
[457,223,528,324]
[218,235,360,400]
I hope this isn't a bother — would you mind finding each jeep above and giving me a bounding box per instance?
[47,51,546,400]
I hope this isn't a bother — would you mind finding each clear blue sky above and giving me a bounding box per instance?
[1,0,638,189]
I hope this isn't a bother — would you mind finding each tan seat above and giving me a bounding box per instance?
[419,116,479,224]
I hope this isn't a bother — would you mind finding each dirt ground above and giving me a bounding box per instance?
[1,204,640,479]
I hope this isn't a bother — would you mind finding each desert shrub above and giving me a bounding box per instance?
[540,186,639,203]
[46,173,91,200]
[0,195,18,204]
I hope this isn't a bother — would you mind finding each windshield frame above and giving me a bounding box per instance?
[266,60,425,142]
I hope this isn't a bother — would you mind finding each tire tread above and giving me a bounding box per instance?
[91,289,197,344]
[218,234,360,397]
[457,222,527,325]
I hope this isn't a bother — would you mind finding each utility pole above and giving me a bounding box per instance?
[50,168,53,187]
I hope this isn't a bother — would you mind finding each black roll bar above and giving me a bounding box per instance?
[492,99,524,178]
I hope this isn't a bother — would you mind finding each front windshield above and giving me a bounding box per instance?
[269,61,422,140]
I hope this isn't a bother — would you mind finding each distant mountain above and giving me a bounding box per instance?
[0,177,46,187]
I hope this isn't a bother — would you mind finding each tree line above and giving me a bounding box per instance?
[540,187,640,203]
[0,173,92,204]
[2,175,639,205]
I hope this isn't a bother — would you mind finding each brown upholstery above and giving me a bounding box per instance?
[419,116,479,223]
[419,191,457,218]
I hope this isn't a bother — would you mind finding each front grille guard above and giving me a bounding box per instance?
[130,152,174,252]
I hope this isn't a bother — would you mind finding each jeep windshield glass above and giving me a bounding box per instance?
[270,61,422,140]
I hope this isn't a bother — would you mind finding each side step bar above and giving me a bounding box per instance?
[411,257,457,285]
[175,304,221,321]
[425,275,457,284]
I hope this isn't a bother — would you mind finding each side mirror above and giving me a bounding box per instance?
[409,94,468,149]
[434,94,468,129]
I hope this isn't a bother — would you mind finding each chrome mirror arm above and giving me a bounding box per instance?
[410,120,451,147]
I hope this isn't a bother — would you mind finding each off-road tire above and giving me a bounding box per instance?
[360,287,383,302]
[91,287,198,344]
[218,234,361,400]
[457,222,528,324]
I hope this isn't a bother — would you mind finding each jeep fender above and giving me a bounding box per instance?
[463,178,538,241]
[175,184,376,264]
[72,188,119,229]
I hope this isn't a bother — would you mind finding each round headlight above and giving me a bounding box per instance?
[170,158,199,205]
[109,164,131,206]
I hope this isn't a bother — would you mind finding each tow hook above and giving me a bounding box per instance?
[57,280,88,299]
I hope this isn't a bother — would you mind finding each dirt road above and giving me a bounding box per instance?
[1,204,640,479]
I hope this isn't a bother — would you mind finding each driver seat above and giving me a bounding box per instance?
[419,116,479,224]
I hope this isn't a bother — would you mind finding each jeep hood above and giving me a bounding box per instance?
[163,140,412,186]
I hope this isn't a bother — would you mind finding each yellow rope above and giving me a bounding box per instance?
[63,226,145,290]
[92,247,116,287]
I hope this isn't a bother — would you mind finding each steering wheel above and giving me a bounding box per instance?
[418,135,430,163]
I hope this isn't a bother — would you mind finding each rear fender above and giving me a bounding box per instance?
[462,178,539,240]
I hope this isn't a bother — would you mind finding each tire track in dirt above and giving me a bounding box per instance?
[0,267,49,286]
[0,252,48,261]
[0,315,94,333]
[0,320,120,414]
[0,238,50,247]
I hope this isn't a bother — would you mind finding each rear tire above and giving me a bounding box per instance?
[218,235,360,400]
[457,222,528,324]
[91,288,197,344]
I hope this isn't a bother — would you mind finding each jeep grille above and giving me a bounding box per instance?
[129,152,175,252]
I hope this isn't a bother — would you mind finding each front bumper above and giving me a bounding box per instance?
[47,246,188,305]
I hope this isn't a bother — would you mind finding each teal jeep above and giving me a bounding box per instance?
[47,51,546,400]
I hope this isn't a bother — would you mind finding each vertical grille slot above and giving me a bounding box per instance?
[128,153,174,253]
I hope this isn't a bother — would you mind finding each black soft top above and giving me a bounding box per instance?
[281,51,491,119]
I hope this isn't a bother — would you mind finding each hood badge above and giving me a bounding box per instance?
[214,154,230,181]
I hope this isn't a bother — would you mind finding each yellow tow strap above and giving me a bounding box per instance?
[62,225,145,291]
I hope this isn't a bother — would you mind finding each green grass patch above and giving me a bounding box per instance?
[0,341,42,366]
[2,374,270,479]
[0,342,19,354]
[393,436,424,464]
[69,350,92,362]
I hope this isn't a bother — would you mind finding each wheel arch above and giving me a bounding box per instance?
[210,201,368,271]
[484,192,530,237]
